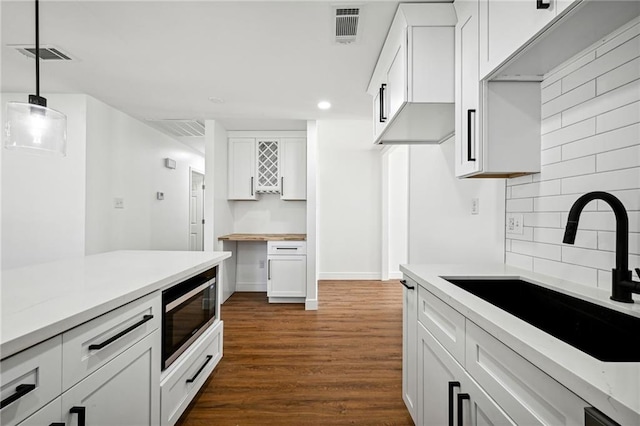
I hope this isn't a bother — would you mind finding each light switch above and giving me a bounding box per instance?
[157,192,165,200]
[114,198,124,209]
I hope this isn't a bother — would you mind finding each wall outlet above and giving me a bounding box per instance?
[156,192,164,200]
[471,198,479,215]
[114,198,124,209]
[506,213,524,234]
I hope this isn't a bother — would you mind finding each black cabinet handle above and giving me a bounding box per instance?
[281,177,284,197]
[400,279,415,290]
[448,381,460,426]
[467,109,476,162]
[536,0,550,9]
[379,84,387,123]
[268,259,271,280]
[88,314,153,351]
[49,423,65,426]
[457,393,470,426]
[251,177,254,196]
[70,406,86,426]
[0,384,36,409]
[186,355,213,383]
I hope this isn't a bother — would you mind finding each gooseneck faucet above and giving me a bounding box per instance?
[563,191,640,303]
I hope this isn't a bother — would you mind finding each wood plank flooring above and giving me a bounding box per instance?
[176,280,414,425]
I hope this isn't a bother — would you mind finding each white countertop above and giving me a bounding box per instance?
[1,250,231,358]
[400,263,640,426]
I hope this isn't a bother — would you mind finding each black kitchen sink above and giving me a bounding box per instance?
[443,278,640,362]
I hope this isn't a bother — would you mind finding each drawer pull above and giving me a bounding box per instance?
[400,279,415,290]
[276,247,298,250]
[49,423,65,426]
[70,406,86,426]
[186,355,213,383]
[448,381,460,426]
[88,314,153,351]
[536,0,550,9]
[457,393,470,426]
[0,383,36,409]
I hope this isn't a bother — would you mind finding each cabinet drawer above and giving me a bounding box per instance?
[14,396,61,426]
[267,241,306,255]
[465,321,588,425]
[161,320,223,426]
[62,292,161,390]
[0,337,62,426]
[417,285,466,365]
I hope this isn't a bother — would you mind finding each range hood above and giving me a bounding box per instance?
[367,3,456,145]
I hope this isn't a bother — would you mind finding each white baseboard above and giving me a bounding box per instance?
[388,271,403,280]
[305,299,318,310]
[318,272,382,280]
[236,282,267,292]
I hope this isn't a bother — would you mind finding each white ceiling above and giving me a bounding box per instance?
[1,0,414,148]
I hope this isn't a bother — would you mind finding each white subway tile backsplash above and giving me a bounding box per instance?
[563,35,640,93]
[534,194,598,213]
[541,147,562,165]
[561,211,640,233]
[511,180,562,199]
[597,189,640,210]
[539,156,595,180]
[597,57,640,95]
[512,240,562,260]
[562,246,615,270]
[507,227,534,241]
[596,102,640,133]
[534,227,597,249]
[533,258,598,288]
[562,167,640,194]
[599,231,640,255]
[506,198,534,212]
[544,51,596,87]
[562,79,640,126]
[506,174,533,187]
[562,123,640,161]
[597,270,613,289]
[505,239,512,252]
[541,80,562,104]
[523,212,563,228]
[597,22,640,58]
[505,252,533,270]
[542,81,596,119]
[541,118,595,150]
[597,145,640,171]
[541,114,562,134]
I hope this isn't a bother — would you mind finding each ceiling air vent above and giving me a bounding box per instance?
[146,120,206,138]
[12,45,73,61]
[334,7,360,44]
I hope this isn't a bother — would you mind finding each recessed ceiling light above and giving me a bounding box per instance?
[317,101,331,110]
[208,97,224,104]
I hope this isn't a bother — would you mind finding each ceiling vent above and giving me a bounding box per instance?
[12,45,73,61]
[334,7,360,44]
[147,119,205,137]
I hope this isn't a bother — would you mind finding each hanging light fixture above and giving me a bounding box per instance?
[4,0,67,156]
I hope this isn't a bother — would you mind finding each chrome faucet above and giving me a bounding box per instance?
[563,191,640,303]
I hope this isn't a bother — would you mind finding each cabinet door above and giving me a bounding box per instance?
[455,0,482,177]
[479,0,557,78]
[418,324,515,426]
[61,330,160,426]
[279,138,306,201]
[256,139,280,193]
[402,277,418,423]
[386,34,406,122]
[228,138,256,200]
[16,397,62,426]
[267,256,306,298]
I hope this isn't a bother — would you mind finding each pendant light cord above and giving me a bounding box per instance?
[35,0,40,98]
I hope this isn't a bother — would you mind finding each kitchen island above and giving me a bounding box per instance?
[401,263,640,426]
[1,250,230,426]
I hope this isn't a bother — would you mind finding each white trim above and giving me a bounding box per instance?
[305,299,318,310]
[227,130,307,138]
[189,167,205,251]
[388,271,403,280]
[305,120,318,311]
[236,282,267,292]
[381,148,390,281]
[318,272,382,280]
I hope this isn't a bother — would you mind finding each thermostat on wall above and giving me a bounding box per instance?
[164,158,176,169]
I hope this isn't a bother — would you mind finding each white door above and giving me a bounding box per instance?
[190,170,204,251]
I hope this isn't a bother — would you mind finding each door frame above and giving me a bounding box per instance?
[189,167,205,251]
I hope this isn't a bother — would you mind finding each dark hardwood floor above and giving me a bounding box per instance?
[176,280,413,425]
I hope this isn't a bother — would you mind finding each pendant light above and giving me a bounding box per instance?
[4,0,67,156]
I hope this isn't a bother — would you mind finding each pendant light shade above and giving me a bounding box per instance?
[3,0,67,156]
[5,102,67,156]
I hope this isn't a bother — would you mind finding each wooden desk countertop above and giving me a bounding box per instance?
[218,233,306,242]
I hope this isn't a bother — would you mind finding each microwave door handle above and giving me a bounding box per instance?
[165,279,215,312]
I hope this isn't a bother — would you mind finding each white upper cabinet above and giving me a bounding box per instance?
[256,139,280,193]
[279,138,306,201]
[368,3,457,145]
[228,138,257,200]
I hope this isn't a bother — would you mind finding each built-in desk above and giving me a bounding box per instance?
[217,234,307,305]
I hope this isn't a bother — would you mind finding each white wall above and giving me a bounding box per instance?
[317,119,382,279]
[505,20,640,289]
[2,93,87,269]
[385,145,409,279]
[85,97,204,254]
[232,195,306,233]
[409,138,505,265]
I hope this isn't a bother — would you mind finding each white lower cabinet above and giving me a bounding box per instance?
[418,323,514,426]
[161,321,224,426]
[402,278,418,423]
[16,397,62,426]
[267,241,306,302]
[61,330,160,426]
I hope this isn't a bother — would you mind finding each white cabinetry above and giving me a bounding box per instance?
[267,241,306,302]
[401,277,417,423]
[279,138,306,201]
[15,397,62,426]
[228,138,257,200]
